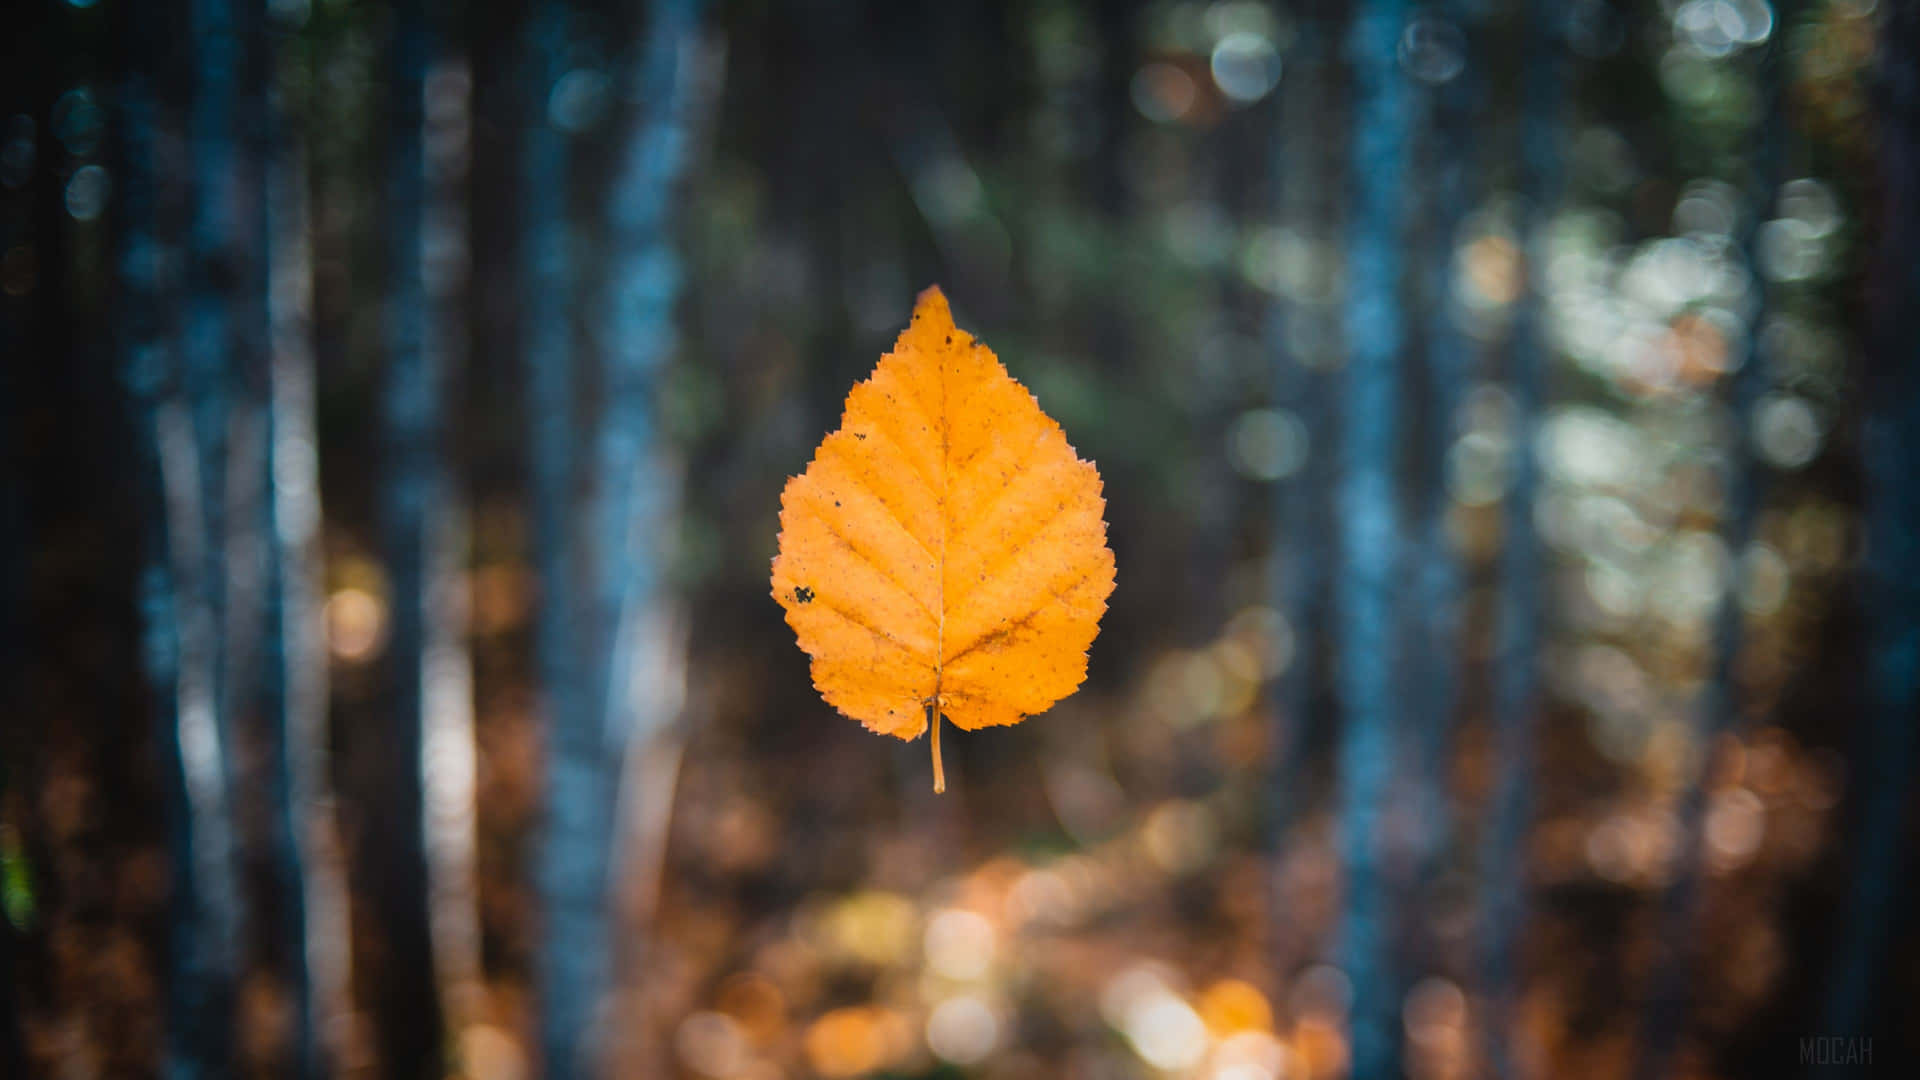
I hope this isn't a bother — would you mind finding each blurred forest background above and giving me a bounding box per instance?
[4,0,1919,1077]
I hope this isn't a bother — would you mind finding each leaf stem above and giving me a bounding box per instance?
[930,703,945,793]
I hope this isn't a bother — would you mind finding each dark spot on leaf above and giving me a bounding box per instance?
[794,586,814,604]
[945,335,952,344]
[854,433,867,440]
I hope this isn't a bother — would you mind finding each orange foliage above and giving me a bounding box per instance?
[772,286,1115,791]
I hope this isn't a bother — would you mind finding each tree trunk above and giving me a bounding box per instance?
[264,8,345,1071]
[366,0,449,1072]
[1335,2,1414,1076]
[532,0,705,1072]
[1266,0,1338,973]
[1406,1,1480,907]
[419,41,485,1055]
[1822,0,1920,1042]
[1633,12,1791,1076]
[521,0,588,1072]
[1478,2,1565,1076]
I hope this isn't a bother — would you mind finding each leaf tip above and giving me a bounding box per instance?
[913,284,952,325]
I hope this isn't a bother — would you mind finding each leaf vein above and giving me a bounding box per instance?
[826,441,940,560]
[949,426,1054,549]
[947,493,1080,612]
[811,594,935,665]
[860,406,941,505]
[817,515,940,625]
[943,562,1098,665]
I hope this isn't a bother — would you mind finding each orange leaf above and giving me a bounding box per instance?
[771,286,1116,792]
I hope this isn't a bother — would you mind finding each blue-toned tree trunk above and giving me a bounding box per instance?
[1822,0,1920,1043]
[1335,3,1413,1077]
[521,0,588,1068]
[185,0,272,863]
[591,0,701,851]
[371,0,448,1073]
[533,0,705,1072]
[123,0,263,1071]
[1479,2,1564,1076]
